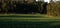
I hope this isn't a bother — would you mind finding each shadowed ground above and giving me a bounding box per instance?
[0,14,60,28]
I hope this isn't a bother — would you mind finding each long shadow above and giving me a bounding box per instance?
[0,21,60,28]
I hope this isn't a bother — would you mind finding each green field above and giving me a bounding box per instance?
[0,14,60,28]
[0,14,60,21]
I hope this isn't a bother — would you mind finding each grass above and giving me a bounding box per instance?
[0,14,60,22]
[0,14,60,28]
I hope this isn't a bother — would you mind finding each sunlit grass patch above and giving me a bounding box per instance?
[0,14,60,22]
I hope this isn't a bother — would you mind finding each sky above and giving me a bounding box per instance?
[44,0,50,3]
[36,0,60,3]
[36,0,50,3]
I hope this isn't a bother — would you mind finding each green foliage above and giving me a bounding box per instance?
[37,1,44,13]
[47,2,60,17]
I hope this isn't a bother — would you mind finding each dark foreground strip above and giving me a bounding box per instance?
[0,21,60,28]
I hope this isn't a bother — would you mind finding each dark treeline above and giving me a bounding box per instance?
[0,1,48,14]
[16,3,38,14]
[37,2,48,14]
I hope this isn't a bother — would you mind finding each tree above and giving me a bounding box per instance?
[47,1,60,17]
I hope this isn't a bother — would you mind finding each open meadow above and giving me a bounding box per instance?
[0,14,60,28]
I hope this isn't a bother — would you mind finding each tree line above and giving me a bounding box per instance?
[0,1,48,14]
[47,1,60,17]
